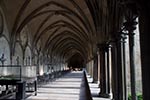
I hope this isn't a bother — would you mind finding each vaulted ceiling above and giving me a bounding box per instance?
[0,0,143,65]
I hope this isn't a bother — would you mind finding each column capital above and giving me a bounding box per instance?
[110,31,128,47]
[123,16,138,33]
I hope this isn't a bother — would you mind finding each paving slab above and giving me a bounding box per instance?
[26,71,83,100]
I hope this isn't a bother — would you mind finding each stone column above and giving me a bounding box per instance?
[98,43,110,98]
[106,44,111,95]
[97,50,100,84]
[122,32,128,100]
[90,60,94,78]
[124,16,138,100]
[111,41,118,100]
[111,32,127,100]
[139,10,150,100]
[93,54,98,83]
[86,62,90,74]
[87,61,91,77]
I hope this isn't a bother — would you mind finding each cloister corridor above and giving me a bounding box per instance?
[0,0,150,100]
[26,71,110,100]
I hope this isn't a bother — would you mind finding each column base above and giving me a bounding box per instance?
[99,92,110,98]
[96,81,100,87]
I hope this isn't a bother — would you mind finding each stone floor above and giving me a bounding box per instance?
[26,71,82,100]
[26,71,111,100]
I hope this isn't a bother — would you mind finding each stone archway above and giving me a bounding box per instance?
[13,42,23,65]
[0,9,4,35]
[0,37,10,75]
[24,46,32,66]
[33,48,38,66]
[39,52,44,76]
[0,37,10,65]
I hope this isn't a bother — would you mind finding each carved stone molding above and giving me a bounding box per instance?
[0,10,4,35]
